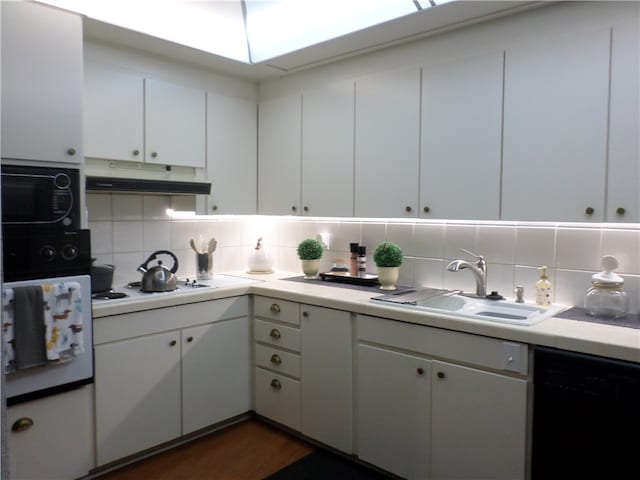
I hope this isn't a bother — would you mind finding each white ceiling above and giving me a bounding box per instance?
[38,0,545,81]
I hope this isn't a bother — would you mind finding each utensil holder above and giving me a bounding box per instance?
[196,253,212,280]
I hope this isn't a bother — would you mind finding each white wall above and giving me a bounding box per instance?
[88,193,640,314]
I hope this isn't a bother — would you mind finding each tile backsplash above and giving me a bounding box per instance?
[88,193,640,313]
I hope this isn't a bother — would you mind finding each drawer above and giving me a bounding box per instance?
[254,296,300,325]
[254,319,301,352]
[255,344,301,378]
[255,368,301,431]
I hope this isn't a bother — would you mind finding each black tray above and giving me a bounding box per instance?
[319,271,379,286]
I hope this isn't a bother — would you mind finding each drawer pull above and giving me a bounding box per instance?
[269,329,281,340]
[169,340,177,347]
[270,303,281,314]
[270,354,282,365]
[186,336,194,343]
[12,417,34,433]
[270,379,282,390]
[437,371,446,380]
[417,368,425,375]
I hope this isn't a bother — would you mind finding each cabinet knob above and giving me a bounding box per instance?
[67,147,76,156]
[270,354,282,365]
[151,151,158,158]
[11,417,34,433]
[132,149,140,156]
[186,336,194,343]
[269,329,281,340]
[169,340,177,347]
[270,379,282,390]
[270,303,281,314]
[437,371,445,379]
[423,206,430,213]
[585,207,594,215]
[291,206,297,212]
[302,311,308,318]
[616,207,626,216]
[417,367,425,375]
[405,206,412,213]
[303,206,309,212]
[212,205,218,212]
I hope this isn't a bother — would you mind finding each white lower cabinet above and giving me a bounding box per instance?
[94,297,250,466]
[253,297,353,453]
[7,386,95,480]
[358,345,431,480]
[356,314,529,480]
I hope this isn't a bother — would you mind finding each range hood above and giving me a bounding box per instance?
[86,176,211,195]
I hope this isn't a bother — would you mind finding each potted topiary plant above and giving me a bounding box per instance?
[297,238,324,279]
[373,241,403,290]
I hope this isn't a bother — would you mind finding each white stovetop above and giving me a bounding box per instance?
[91,270,640,363]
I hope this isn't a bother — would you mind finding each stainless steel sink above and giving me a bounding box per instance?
[372,289,568,326]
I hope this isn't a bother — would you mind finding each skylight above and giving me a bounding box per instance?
[36,0,455,64]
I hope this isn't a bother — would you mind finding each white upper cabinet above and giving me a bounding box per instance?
[1,2,83,164]
[421,52,504,220]
[145,78,206,168]
[258,93,302,215]
[607,20,640,223]
[301,80,355,217]
[502,28,611,222]
[207,93,257,214]
[84,62,144,162]
[355,67,421,218]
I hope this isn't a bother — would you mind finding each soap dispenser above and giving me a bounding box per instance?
[584,255,628,318]
[535,266,553,306]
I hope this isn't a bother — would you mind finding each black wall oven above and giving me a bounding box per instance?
[2,163,93,405]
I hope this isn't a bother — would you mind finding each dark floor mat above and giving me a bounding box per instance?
[264,450,392,480]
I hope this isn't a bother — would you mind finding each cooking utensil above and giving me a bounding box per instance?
[137,250,179,292]
[91,261,115,293]
[208,238,217,254]
[189,238,200,254]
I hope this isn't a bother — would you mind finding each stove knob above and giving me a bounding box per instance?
[39,245,56,262]
[61,244,78,260]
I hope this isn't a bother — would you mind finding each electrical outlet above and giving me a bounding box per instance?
[317,233,331,250]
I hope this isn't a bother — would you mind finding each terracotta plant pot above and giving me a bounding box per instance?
[377,266,399,290]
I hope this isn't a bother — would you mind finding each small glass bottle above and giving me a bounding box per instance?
[357,245,367,277]
[585,255,628,318]
[535,266,553,306]
[349,243,359,276]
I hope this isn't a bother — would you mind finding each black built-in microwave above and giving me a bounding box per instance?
[1,163,81,233]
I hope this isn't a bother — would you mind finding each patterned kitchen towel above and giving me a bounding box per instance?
[2,281,84,373]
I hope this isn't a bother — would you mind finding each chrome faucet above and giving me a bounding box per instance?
[446,249,487,297]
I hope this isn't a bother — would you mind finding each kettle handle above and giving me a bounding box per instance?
[141,250,179,274]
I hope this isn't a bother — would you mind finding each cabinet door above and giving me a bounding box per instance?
[182,317,251,435]
[502,28,610,222]
[421,52,503,220]
[301,306,352,453]
[207,93,257,214]
[355,67,420,218]
[7,386,94,480]
[84,62,144,162]
[301,81,354,217]
[95,331,182,466]
[1,2,82,163]
[258,93,302,215]
[430,361,527,480]
[608,20,640,222]
[357,344,431,480]
[145,78,206,168]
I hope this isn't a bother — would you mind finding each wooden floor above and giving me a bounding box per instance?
[97,419,315,480]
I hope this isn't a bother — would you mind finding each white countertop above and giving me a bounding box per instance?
[92,270,640,363]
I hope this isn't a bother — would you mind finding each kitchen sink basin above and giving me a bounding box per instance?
[372,289,568,326]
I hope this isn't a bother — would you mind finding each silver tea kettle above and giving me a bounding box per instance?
[137,250,179,292]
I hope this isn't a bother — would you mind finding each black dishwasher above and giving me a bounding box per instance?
[532,346,640,479]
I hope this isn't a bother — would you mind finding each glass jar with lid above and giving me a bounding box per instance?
[584,255,628,318]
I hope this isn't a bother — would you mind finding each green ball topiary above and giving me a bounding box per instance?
[373,241,403,267]
[297,238,324,260]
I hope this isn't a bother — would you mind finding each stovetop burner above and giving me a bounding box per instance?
[92,290,129,300]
